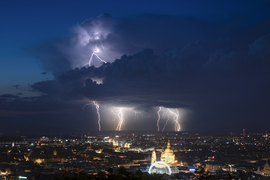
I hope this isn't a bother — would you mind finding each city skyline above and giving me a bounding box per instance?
[1,0,270,134]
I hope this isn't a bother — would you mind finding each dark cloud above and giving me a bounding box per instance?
[41,72,47,75]
[32,14,241,77]
[0,94,19,102]
[31,28,270,131]
[7,14,270,132]
[31,80,62,95]
[60,35,270,104]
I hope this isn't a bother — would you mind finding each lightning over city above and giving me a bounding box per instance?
[93,101,101,131]
[112,108,124,131]
[82,101,102,131]
[1,0,270,148]
[1,1,270,178]
[167,109,181,131]
[155,107,181,132]
[157,107,162,131]
[162,116,170,132]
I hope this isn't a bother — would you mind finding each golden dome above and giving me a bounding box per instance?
[164,148,173,153]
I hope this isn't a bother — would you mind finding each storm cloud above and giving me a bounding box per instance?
[2,13,270,132]
[32,29,270,131]
[33,14,236,77]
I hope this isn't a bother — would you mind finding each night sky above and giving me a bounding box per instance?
[1,0,270,134]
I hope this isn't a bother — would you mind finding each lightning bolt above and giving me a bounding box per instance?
[157,107,162,131]
[112,108,124,131]
[160,108,181,132]
[162,116,170,131]
[89,49,107,66]
[93,101,101,131]
[167,109,181,131]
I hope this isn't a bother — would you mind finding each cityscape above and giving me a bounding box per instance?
[1,0,270,179]
[1,131,270,179]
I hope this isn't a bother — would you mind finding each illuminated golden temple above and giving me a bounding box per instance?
[151,141,176,166]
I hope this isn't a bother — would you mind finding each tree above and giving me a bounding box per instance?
[107,167,113,174]
[95,171,107,180]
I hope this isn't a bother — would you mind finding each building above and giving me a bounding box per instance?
[151,141,176,166]
[160,141,175,165]
[257,160,270,176]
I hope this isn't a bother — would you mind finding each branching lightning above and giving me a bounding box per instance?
[157,107,181,132]
[84,101,181,132]
[111,108,141,131]
[157,107,162,131]
[112,108,124,131]
[82,101,102,131]
[167,109,180,131]
[89,49,107,66]
[162,116,170,131]
[93,101,101,131]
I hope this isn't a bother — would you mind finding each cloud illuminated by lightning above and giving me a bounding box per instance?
[89,49,107,66]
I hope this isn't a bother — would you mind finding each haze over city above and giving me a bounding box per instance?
[1,0,270,135]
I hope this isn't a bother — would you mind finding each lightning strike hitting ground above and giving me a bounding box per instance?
[89,49,107,66]
[160,108,181,131]
[112,108,124,131]
[162,116,170,131]
[93,101,101,131]
[157,107,162,131]
[167,109,181,131]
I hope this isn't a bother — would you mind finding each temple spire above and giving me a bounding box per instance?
[167,140,171,148]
